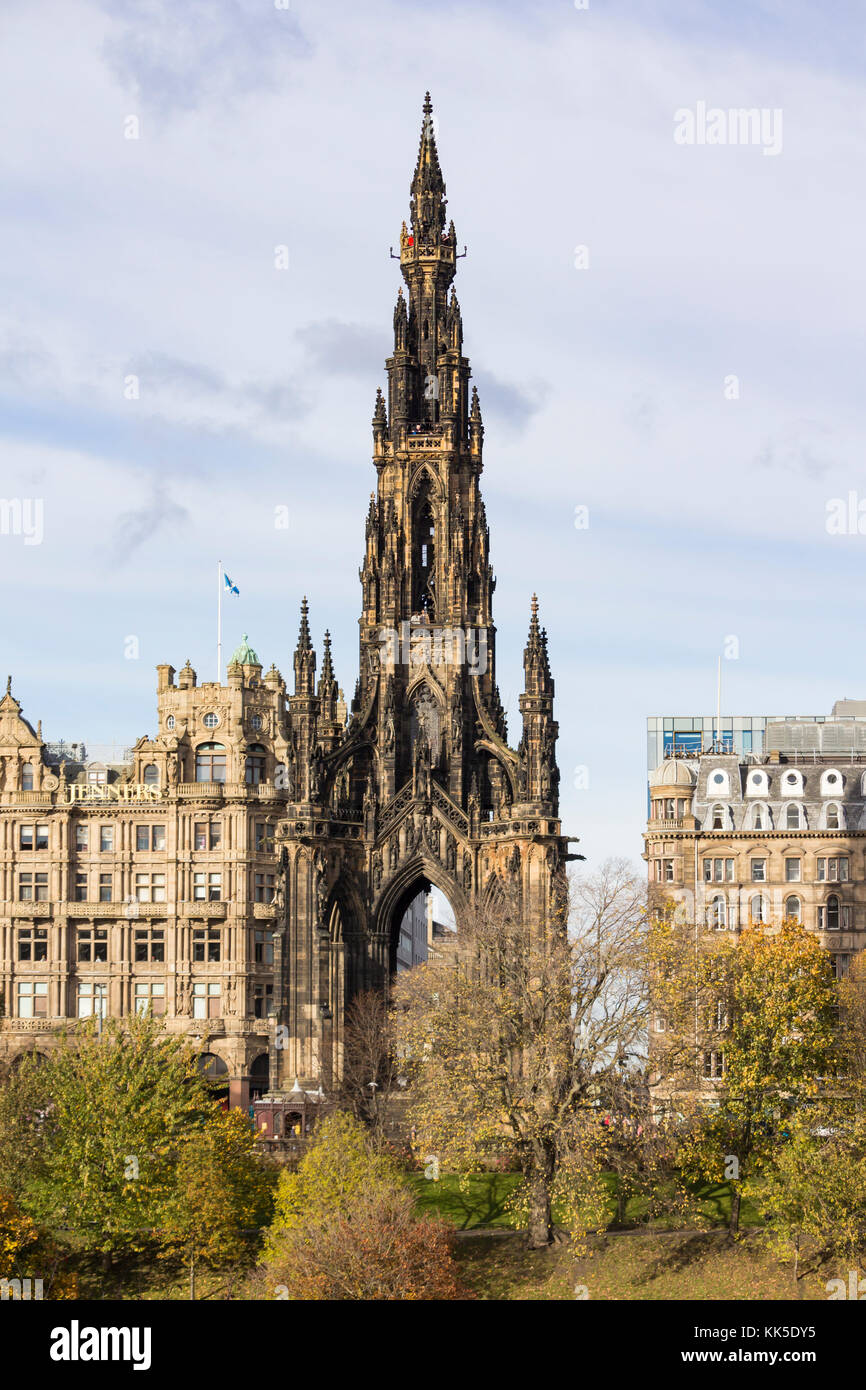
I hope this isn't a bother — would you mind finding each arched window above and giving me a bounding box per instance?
[196,743,226,783]
[21,762,34,791]
[750,894,765,923]
[825,802,841,830]
[711,804,726,830]
[143,764,159,786]
[708,895,726,930]
[751,803,768,831]
[785,896,801,921]
[166,715,175,731]
[826,894,840,931]
[411,488,436,616]
[245,744,267,786]
[786,804,801,830]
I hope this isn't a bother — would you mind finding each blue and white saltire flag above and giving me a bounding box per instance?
[224,573,240,596]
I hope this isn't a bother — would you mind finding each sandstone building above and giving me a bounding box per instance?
[644,701,866,1081]
[0,97,571,1112]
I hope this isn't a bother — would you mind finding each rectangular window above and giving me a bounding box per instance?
[725,858,734,882]
[785,859,801,882]
[34,873,48,902]
[254,929,274,964]
[134,981,166,1016]
[254,873,275,904]
[663,859,674,883]
[193,872,206,902]
[77,927,108,963]
[100,826,114,853]
[75,823,89,851]
[192,928,221,963]
[152,873,166,903]
[77,981,107,1019]
[194,821,220,851]
[818,857,849,882]
[152,824,166,852]
[192,982,221,1020]
[834,955,851,980]
[17,981,48,1018]
[254,822,270,853]
[99,873,112,903]
[19,824,34,850]
[74,871,87,902]
[17,927,48,962]
[253,983,274,1019]
[206,873,221,902]
[135,873,151,903]
[703,859,712,883]
[18,873,33,901]
[134,928,165,963]
[751,859,766,883]
[136,825,149,852]
[702,1051,724,1079]
[35,824,49,850]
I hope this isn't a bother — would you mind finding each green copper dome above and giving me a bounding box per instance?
[229,634,260,666]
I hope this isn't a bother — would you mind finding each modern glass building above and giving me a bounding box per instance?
[647,702,866,774]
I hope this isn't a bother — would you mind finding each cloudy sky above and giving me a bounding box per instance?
[1,0,864,871]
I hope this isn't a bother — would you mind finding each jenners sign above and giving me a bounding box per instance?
[64,784,166,804]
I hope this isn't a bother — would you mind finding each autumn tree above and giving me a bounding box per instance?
[331,989,402,1148]
[159,1107,275,1299]
[261,1111,465,1299]
[674,920,838,1236]
[0,1013,259,1270]
[393,858,649,1249]
[743,1108,866,1298]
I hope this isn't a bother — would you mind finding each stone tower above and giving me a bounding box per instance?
[271,95,572,1088]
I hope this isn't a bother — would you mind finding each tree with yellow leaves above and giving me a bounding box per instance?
[674,920,838,1236]
[393,859,649,1249]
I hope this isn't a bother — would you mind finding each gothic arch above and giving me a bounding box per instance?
[409,462,444,501]
[372,853,469,943]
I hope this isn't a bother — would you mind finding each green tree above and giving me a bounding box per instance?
[261,1111,465,1300]
[0,1013,220,1266]
[676,921,838,1236]
[160,1107,275,1299]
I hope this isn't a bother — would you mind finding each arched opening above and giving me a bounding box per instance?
[249,1052,269,1101]
[391,879,457,976]
[196,1051,229,1105]
[411,493,436,617]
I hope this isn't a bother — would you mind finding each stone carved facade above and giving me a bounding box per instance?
[268,96,571,1089]
[0,97,572,1102]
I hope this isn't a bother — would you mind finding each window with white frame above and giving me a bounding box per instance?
[134,981,166,1016]
[785,858,801,882]
[77,981,107,1019]
[751,859,767,882]
[818,857,849,882]
[17,980,48,1018]
[192,981,221,1019]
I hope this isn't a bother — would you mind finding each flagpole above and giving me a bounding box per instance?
[217,560,222,683]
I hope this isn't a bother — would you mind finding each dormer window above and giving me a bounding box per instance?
[21,762,34,790]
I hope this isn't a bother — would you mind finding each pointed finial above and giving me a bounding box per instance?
[423,91,432,117]
[5,675,10,695]
[531,593,538,618]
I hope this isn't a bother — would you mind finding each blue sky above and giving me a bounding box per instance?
[1,0,865,868]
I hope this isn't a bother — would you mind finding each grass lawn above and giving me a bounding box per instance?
[453,1228,833,1301]
[409,1170,764,1234]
